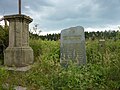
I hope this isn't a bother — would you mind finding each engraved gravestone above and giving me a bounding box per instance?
[60,26,86,65]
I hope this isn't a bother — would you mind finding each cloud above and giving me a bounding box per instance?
[24,6,30,9]
[0,15,4,25]
[0,0,120,35]
[85,24,119,32]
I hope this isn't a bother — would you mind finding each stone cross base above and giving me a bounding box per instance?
[4,14,34,68]
[4,47,33,67]
[4,65,32,71]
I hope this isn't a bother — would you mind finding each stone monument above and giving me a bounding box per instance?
[99,39,105,52]
[60,26,86,66]
[4,0,34,67]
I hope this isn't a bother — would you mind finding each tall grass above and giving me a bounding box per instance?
[0,39,120,90]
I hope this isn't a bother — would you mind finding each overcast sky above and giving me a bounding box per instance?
[0,0,120,35]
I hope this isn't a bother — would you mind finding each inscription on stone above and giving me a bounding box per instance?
[60,26,86,65]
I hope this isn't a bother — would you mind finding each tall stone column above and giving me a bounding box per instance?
[4,14,34,67]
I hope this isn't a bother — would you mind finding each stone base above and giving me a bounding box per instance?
[4,65,32,71]
[4,47,34,67]
[3,83,27,90]
[14,86,27,90]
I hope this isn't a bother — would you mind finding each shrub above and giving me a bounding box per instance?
[0,68,9,89]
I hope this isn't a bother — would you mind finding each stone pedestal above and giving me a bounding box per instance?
[4,14,34,67]
[99,39,105,53]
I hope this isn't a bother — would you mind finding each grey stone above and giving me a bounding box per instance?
[4,14,34,67]
[14,86,27,90]
[2,83,27,90]
[60,26,86,65]
[4,65,32,71]
[99,39,106,52]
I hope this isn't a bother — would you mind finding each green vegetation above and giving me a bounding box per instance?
[0,25,120,89]
[0,25,8,64]
[0,39,119,90]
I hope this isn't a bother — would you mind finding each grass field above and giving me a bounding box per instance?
[0,39,120,90]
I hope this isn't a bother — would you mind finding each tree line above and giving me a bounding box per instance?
[30,30,120,41]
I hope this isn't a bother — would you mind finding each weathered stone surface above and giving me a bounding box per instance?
[2,83,27,90]
[4,65,32,71]
[14,86,27,90]
[4,14,34,67]
[4,47,33,67]
[99,39,106,52]
[60,26,86,65]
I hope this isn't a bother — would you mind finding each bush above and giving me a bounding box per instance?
[0,68,9,89]
[30,39,42,58]
[0,25,9,64]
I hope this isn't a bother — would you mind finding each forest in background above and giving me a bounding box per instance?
[30,29,120,41]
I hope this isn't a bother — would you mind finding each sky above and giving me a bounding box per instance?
[0,0,120,35]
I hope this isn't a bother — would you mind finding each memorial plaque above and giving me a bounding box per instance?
[60,26,86,65]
